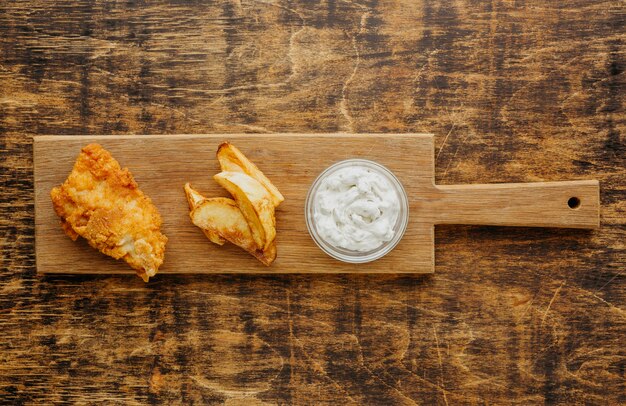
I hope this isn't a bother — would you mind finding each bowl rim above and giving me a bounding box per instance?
[304,158,410,264]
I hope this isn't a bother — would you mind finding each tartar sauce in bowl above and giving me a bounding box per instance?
[305,159,409,263]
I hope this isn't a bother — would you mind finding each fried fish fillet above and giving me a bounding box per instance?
[50,144,167,282]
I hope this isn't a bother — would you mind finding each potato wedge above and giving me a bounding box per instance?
[257,240,276,265]
[190,198,264,258]
[201,229,226,246]
[217,142,284,207]
[183,182,205,210]
[184,183,225,245]
[213,171,276,251]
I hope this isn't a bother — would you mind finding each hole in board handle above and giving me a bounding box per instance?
[568,197,581,209]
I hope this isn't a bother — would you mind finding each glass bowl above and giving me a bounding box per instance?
[305,159,409,263]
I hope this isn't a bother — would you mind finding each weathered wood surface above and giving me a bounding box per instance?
[1,0,624,404]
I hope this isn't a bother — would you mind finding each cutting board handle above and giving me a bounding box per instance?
[433,180,599,229]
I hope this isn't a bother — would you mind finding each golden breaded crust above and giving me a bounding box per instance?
[51,144,167,281]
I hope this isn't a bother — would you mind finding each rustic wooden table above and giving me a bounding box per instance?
[1,1,624,404]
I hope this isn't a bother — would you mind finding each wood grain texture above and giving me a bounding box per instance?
[433,181,600,228]
[1,0,624,404]
[34,134,599,276]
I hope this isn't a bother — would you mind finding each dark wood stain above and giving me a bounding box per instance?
[1,0,625,404]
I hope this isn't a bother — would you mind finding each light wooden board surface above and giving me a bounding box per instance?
[34,133,599,275]
[34,134,437,274]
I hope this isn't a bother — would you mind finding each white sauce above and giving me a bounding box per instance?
[312,166,400,252]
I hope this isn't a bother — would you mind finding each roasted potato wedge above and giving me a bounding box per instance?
[184,182,205,210]
[213,171,276,251]
[217,142,284,207]
[184,183,225,245]
[190,197,256,253]
[190,196,275,265]
[183,143,282,266]
[259,240,276,265]
[201,229,226,246]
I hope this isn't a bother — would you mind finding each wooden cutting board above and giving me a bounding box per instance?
[33,134,600,275]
